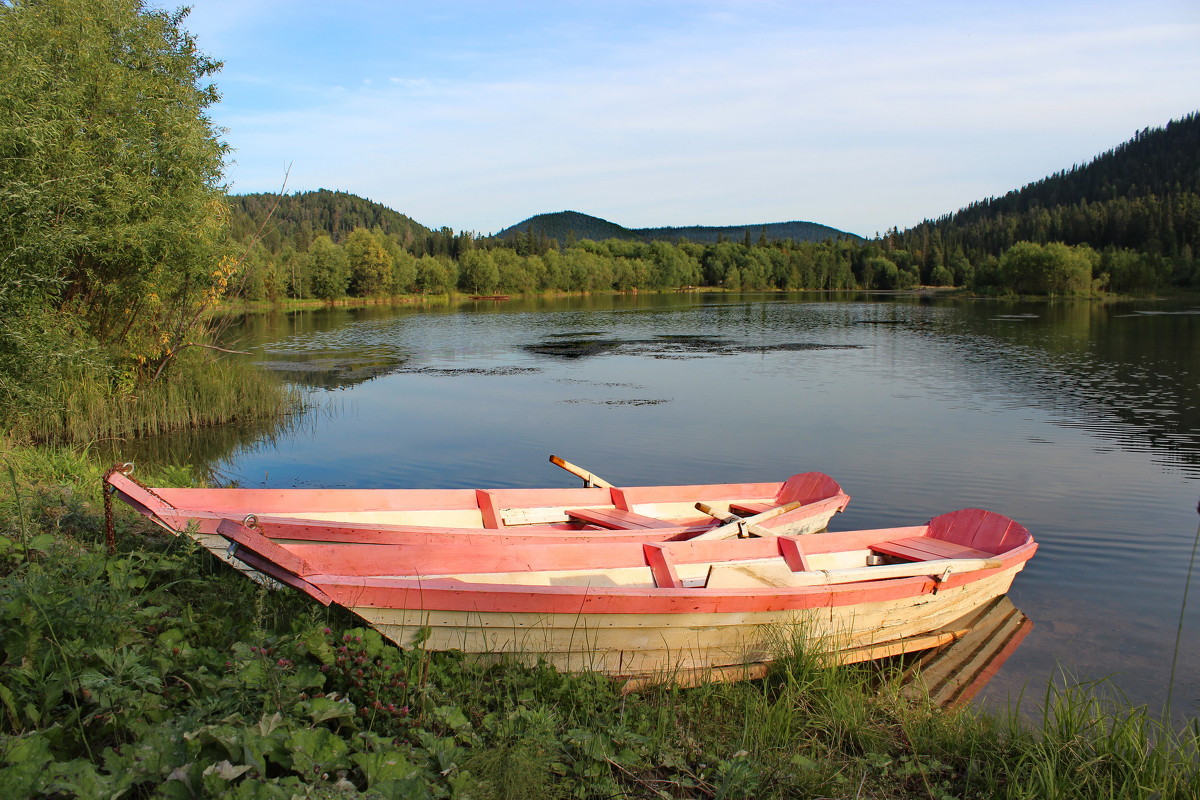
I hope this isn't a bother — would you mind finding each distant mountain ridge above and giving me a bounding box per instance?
[494,211,861,245]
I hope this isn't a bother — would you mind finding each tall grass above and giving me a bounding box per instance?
[5,349,300,445]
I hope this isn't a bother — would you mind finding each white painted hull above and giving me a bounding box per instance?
[344,564,1025,676]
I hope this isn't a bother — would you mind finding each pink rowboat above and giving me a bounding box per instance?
[105,465,850,576]
[215,508,1037,682]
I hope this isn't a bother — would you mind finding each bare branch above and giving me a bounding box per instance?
[179,342,252,355]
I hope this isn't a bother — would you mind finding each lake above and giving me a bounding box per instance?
[125,292,1200,722]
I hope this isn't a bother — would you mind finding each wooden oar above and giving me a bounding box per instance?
[549,455,614,489]
[689,501,802,540]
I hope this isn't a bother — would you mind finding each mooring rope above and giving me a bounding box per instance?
[100,463,128,555]
[101,461,175,555]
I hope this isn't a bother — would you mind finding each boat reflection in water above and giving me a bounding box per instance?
[899,596,1033,708]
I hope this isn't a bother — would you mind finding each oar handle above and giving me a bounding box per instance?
[549,455,614,489]
[692,500,804,540]
[695,502,740,524]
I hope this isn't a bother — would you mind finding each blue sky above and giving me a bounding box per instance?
[182,1,1200,237]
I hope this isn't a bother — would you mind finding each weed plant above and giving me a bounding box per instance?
[1,446,1197,798]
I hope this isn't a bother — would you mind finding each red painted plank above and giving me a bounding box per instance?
[926,509,1031,554]
[937,542,1038,589]
[643,543,682,588]
[153,486,483,513]
[872,536,994,562]
[777,536,810,571]
[108,472,177,515]
[232,548,334,606]
[313,573,941,615]
[476,489,501,529]
[616,481,781,506]
[260,523,927,578]
[729,501,772,515]
[777,472,844,505]
[257,518,707,545]
[217,519,313,576]
[566,508,677,530]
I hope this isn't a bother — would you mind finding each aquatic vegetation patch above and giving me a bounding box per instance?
[561,398,671,406]
[257,354,410,388]
[555,378,645,388]
[395,366,541,376]
[728,342,863,353]
[523,338,625,358]
[525,335,862,360]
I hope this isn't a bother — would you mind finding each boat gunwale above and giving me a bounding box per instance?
[310,559,1032,615]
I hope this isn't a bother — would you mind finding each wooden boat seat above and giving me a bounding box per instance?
[871,536,993,563]
[728,500,774,515]
[565,507,678,530]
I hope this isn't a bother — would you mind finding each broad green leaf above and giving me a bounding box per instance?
[286,726,351,775]
[352,750,420,788]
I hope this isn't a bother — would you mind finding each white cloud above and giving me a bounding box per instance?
[210,1,1200,234]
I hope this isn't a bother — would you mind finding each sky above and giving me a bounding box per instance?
[181,0,1200,238]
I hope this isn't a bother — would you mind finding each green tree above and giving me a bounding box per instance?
[999,241,1094,295]
[1044,242,1096,295]
[459,250,500,294]
[308,235,350,300]
[864,256,901,289]
[415,255,457,294]
[239,243,286,301]
[929,264,955,287]
[648,242,700,288]
[344,227,393,296]
[998,242,1053,294]
[494,250,537,294]
[0,0,227,351]
[1100,248,1168,294]
[0,0,232,424]
[277,246,308,299]
[391,249,418,294]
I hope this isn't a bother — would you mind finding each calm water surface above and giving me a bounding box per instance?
[130,293,1200,721]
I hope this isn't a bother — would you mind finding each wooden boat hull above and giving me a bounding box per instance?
[218,508,1038,679]
[105,468,851,579]
[331,565,1026,676]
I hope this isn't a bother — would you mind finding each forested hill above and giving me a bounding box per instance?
[890,112,1200,264]
[640,220,862,244]
[228,190,431,252]
[496,211,640,242]
[496,211,860,245]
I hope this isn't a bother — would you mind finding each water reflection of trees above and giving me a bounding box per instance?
[922,300,1200,475]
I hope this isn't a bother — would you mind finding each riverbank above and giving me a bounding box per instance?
[218,284,1200,323]
[1,445,1196,797]
[216,285,974,317]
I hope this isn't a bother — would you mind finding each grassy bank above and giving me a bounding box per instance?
[1,446,1197,798]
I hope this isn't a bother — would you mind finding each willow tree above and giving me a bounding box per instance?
[0,0,250,439]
